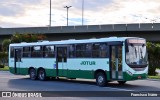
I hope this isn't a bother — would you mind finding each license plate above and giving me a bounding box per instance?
[138,76,141,79]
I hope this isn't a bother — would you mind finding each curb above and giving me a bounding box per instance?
[147,78,160,81]
[0,71,9,72]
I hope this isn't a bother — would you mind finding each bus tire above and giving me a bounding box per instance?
[118,81,126,84]
[96,72,107,87]
[29,68,37,80]
[38,69,46,81]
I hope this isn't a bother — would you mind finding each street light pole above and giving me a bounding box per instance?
[64,6,72,26]
[145,17,159,28]
[49,0,52,27]
[82,0,84,25]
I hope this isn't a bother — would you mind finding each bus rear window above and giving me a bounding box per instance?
[10,47,14,58]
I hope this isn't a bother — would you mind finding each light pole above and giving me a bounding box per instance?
[145,17,160,28]
[82,0,84,25]
[49,0,52,27]
[64,6,72,26]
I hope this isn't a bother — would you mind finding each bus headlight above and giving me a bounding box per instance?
[126,70,133,76]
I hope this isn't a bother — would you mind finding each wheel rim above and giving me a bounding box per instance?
[39,70,44,80]
[98,75,104,84]
[30,70,35,79]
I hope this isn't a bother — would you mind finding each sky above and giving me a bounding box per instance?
[0,0,160,28]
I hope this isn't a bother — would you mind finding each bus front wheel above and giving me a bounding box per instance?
[96,72,107,87]
[38,69,46,81]
[29,69,37,80]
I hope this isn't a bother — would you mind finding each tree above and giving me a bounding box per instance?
[2,39,11,53]
[0,52,8,68]
[147,42,160,76]
[0,33,47,68]
[10,33,22,43]
[0,39,11,68]
[10,33,47,43]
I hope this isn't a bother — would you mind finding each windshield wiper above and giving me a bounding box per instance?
[140,48,143,59]
[135,47,137,58]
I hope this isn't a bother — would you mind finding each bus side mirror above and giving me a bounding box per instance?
[142,44,145,47]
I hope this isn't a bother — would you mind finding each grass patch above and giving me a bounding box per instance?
[148,75,160,79]
[0,66,9,71]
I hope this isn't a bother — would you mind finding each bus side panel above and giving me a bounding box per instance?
[67,69,94,79]
[9,58,15,74]
[66,58,109,79]
[45,69,57,77]
[9,46,15,74]
[15,58,56,76]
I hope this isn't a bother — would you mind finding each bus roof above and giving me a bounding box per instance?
[9,37,145,47]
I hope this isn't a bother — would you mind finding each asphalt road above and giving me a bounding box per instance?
[0,71,160,100]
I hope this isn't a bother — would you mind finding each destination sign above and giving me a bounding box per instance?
[127,39,146,44]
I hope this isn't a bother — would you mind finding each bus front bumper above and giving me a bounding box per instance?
[123,72,148,81]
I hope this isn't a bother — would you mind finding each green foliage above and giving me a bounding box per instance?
[0,33,47,68]
[10,33,47,43]
[0,66,9,71]
[148,75,160,79]
[2,39,11,52]
[0,52,8,67]
[147,42,160,76]
[0,65,4,68]
[1,33,47,52]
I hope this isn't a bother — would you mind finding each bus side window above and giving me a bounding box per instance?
[69,45,75,58]
[76,44,84,57]
[76,44,92,58]
[99,43,108,58]
[92,43,100,58]
[23,47,31,57]
[44,45,55,58]
[85,44,92,58]
[31,46,43,58]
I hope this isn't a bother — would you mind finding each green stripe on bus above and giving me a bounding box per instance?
[9,67,108,79]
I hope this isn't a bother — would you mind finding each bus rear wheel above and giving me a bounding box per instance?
[29,69,37,80]
[96,72,107,87]
[38,69,46,81]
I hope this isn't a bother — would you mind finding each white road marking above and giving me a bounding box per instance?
[104,87,134,91]
[0,76,28,79]
[85,84,134,91]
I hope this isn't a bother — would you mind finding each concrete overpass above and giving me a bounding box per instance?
[0,23,160,43]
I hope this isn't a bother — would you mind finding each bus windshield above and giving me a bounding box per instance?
[126,39,148,66]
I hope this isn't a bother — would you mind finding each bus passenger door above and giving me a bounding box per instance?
[56,47,68,77]
[14,48,22,74]
[110,44,123,80]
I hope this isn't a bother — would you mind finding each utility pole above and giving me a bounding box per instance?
[82,0,84,25]
[49,0,52,27]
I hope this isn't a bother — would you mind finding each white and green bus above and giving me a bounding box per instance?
[9,37,148,86]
